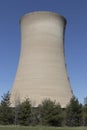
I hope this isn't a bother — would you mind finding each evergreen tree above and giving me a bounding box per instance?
[82,104,87,126]
[0,91,14,125]
[38,99,63,126]
[18,98,32,126]
[65,96,83,126]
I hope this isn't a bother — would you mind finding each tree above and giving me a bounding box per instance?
[38,99,63,126]
[18,98,32,126]
[82,104,87,126]
[65,96,83,126]
[0,91,14,125]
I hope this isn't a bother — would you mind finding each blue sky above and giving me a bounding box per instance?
[0,0,87,104]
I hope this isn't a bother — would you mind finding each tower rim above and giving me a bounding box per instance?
[19,11,67,25]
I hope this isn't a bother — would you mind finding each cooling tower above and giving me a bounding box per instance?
[10,11,73,107]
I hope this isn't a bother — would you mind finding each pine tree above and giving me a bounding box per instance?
[18,98,32,126]
[0,91,14,125]
[38,99,63,126]
[65,96,83,126]
[82,104,87,126]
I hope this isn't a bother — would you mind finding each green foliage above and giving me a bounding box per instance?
[0,91,14,125]
[1,91,87,127]
[82,104,87,126]
[65,96,83,126]
[38,99,63,126]
[18,98,32,126]
[30,107,40,126]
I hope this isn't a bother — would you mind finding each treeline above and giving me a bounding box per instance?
[0,91,87,126]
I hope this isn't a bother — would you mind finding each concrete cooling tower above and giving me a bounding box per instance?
[10,11,73,107]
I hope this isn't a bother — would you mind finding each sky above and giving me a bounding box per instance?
[0,0,87,104]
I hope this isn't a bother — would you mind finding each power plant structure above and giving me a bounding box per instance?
[10,11,73,107]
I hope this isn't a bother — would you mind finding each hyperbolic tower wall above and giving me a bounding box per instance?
[10,11,73,107]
